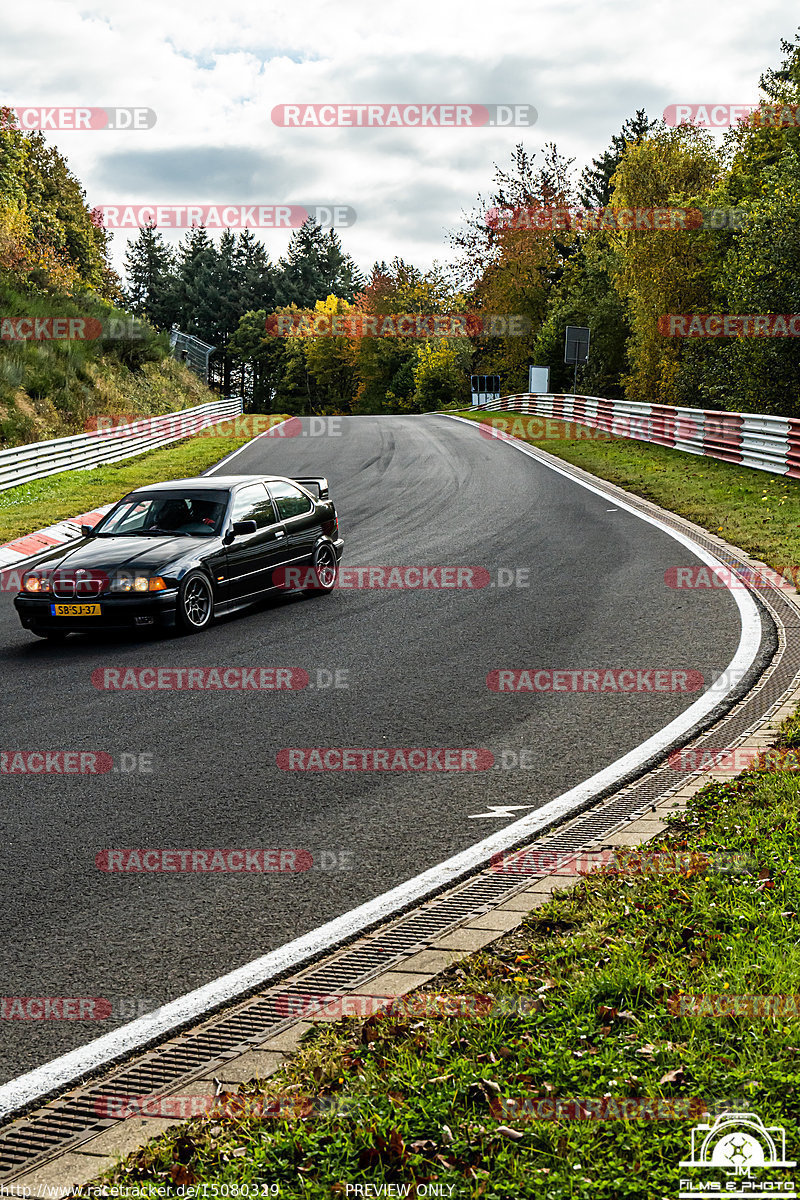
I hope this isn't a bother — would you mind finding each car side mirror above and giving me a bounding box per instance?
[225,520,257,544]
[80,525,96,538]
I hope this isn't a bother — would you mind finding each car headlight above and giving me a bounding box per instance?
[22,572,52,593]
[111,574,167,592]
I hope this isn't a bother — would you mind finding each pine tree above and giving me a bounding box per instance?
[234,230,276,313]
[275,220,364,307]
[123,225,175,326]
[172,226,216,336]
[192,229,242,392]
[579,110,656,208]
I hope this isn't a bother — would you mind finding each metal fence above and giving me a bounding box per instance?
[472,393,800,477]
[0,397,243,493]
[169,329,216,381]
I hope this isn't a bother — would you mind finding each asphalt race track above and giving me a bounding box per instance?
[0,414,743,1082]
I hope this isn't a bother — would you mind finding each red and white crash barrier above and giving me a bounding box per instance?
[0,505,112,587]
[475,393,800,477]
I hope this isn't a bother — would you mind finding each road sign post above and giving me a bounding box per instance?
[564,326,590,394]
[470,374,501,405]
[528,365,550,393]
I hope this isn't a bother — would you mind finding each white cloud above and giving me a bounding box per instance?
[0,0,794,279]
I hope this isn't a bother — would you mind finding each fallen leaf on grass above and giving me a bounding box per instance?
[170,1165,197,1186]
[659,1067,685,1085]
[496,1125,525,1141]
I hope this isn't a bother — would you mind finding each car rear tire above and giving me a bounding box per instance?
[306,543,339,594]
[177,571,214,634]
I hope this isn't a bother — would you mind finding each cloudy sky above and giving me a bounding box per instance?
[2,0,796,283]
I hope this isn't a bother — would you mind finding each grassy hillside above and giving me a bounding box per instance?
[0,280,217,447]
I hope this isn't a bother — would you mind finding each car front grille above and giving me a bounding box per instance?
[51,571,106,598]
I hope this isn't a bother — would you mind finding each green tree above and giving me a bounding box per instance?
[579,110,656,208]
[608,123,723,404]
[234,230,276,313]
[228,308,289,411]
[275,221,364,307]
[531,239,631,397]
[412,339,471,410]
[124,225,175,327]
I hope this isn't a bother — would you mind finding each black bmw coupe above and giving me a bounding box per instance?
[14,474,343,640]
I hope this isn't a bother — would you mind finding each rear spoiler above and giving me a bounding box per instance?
[293,476,329,500]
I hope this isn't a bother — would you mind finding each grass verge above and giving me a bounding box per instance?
[78,714,800,1198]
[456,411,800,578]
[0,415,289,543]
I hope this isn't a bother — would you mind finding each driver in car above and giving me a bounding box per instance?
[148,498,193,532]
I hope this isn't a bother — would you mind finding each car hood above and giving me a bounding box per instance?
[37,534,216,574]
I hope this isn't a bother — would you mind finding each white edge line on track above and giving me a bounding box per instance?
[0,414,763,1119]
[201,418,293,475]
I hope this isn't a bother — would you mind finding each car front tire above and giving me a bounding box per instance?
[176,571,214,634]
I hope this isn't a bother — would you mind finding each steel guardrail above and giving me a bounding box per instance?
[471,393,800,477]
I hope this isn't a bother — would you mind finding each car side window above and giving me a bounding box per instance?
[230,484,278,529]
[268,481,313,520]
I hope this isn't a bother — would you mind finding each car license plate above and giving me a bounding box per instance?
[51,604,101,616]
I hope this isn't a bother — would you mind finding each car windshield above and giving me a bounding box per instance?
[96,492,228,537]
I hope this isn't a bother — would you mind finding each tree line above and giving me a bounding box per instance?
[124,30,800,417]
[5,30,800,422]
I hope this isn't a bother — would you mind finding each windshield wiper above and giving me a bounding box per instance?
[141,528,191,537]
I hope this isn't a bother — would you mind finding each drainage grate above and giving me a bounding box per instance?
[2,456,799,1182]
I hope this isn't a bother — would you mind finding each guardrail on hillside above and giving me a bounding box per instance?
[473,393,800,478]
[0,397,243,493]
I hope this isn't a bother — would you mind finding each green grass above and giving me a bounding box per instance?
[80,717,800,1199]
[0,415,288,543]
[458,411,800,578]
[0,277,215,446]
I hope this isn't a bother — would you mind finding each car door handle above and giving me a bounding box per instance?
[274,530,286,539]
